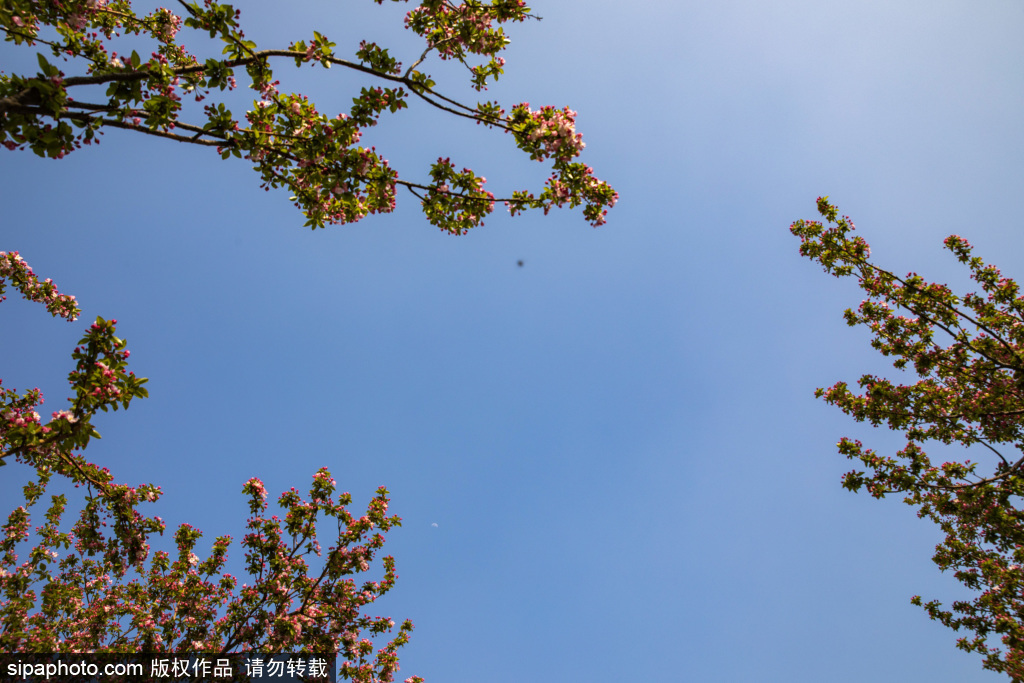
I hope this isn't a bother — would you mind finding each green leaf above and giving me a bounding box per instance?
[36,53,56,77]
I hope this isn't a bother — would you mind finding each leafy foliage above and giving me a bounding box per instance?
[793,198,1024,679]
[0,252,420,682]
[0,0,617,230]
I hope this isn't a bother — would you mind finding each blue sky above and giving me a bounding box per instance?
[3,0,1024,680]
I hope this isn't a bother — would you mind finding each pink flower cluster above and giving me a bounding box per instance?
[88,360,122,401]
[150,8,182,43]
[50,410,78,424]
[0,252,80,321]
[2,408,41,428]
[244,478,269,505]
[520,105,585,162]
[405,3,503,59]
[63,0,111,39]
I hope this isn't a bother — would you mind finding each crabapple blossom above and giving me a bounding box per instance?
[0,251,80,320]
[1,0,616,232]
[2,263,419,682]
[793,197,1024,679]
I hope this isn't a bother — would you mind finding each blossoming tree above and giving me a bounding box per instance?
[1,1,617,680]
[793,197,1024,680]
[1,253,417,680]
[0,0,617,231]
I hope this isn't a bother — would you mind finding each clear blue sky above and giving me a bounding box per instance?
[3,0,1023,680]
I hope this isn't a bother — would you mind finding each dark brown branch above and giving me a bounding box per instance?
[924,455,1024,491]
[47,108,226,145]
[0,88,42,117]
[53,49,505,131]
[8,98,531,206]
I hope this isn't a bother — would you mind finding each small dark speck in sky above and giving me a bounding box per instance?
[517,260,524,267]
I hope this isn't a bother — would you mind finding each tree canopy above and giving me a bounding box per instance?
[794,197,1024,679]
[0,0,617,231]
